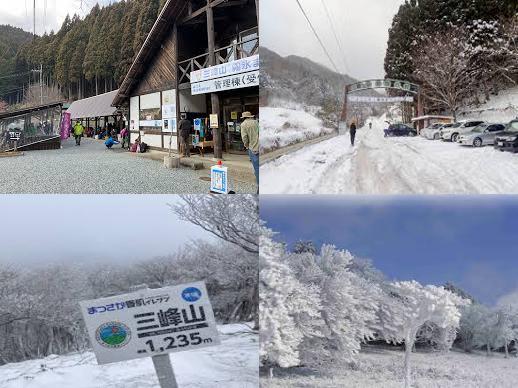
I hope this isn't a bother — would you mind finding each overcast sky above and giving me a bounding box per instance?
[261,0,406,80]
[261,196,518,306]
[0,195,212,266]
[0,0,115,35]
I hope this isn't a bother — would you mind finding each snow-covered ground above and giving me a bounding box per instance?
[459,86,518,123]
[260,115,518,194]
[262,347,518,388]
[0,323,258,388]
[260,106,336,153]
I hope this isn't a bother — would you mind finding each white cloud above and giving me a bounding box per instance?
[261,0,406,79]
[0,0,117,35]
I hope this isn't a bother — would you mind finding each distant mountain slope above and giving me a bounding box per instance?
[260,46,357,108]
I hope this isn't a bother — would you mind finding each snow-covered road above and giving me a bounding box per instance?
[260,117,518,194]
[0,323,258,388]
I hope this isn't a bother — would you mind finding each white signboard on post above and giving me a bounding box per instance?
[79,282,220,365]
[348,96,414,103]
[190,55,259,83]
[210,164,229,194]
[191,70,259,95]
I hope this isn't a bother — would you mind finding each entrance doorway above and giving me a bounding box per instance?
[221,93,259,154]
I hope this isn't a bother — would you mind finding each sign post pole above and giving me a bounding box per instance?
[152,353,179,388]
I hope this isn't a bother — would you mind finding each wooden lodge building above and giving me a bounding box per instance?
[112,0,259,158]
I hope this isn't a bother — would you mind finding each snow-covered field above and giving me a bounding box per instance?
[261,347,518,388]
[460,86,518,123]
[260,116,518,194]
[260,106,336,153]
[0,323,258,388]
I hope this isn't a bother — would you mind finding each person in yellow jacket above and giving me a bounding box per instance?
[73,121,84,146]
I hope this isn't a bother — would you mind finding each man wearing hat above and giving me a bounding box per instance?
[240,111,259,191]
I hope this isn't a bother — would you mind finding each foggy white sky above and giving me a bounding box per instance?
[0,195,212,265]
[261,0,406,80]
[0,0,115,35]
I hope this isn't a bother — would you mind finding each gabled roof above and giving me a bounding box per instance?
[0,101,64,120]
[66,90,119,119]
[112,0,187,107]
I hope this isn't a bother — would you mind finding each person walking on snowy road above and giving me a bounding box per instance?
[350,122,357,146]
[73,121,84,146]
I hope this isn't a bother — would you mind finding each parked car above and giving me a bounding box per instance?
[425,123,454,140]
[420,123,443,138]
[494,119,518,153]
[440,120,485,142]
[384,123,417,137]
[457,123,506,147]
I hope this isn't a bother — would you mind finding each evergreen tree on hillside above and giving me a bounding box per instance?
[133,0,160,55]
[116,0,140,84]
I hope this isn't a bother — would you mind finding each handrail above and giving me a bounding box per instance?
[178,35,258,65]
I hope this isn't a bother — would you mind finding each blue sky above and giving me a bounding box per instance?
[261,196,518,306]
[0,195,210,265]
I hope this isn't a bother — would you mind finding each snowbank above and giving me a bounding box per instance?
[260,106,336,153]
[264,347,518,387]
[459,86,518,123]
[0,323,258,388]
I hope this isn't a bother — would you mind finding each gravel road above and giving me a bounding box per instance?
[0,138,256,194]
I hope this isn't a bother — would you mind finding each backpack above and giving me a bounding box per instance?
[140,142,148,153]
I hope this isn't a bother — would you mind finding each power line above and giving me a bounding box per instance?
[294,0,340,73]
[320,0,350,75]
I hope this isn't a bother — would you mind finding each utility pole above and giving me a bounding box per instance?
[33,0,36,40]
[31,65,43,105]
[40,64,43,104]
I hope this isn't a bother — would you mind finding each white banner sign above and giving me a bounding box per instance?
[190,55,259,83]
[80,282,220,365]
[192,70,259,95]
[348,96,414,103]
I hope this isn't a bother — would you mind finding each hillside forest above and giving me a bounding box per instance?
[0,0,168,108]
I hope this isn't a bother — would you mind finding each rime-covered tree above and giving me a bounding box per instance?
[172,195,259,254]
[377,281,469,388]
[259,227,321,376]
[287,245,381,366]
[458,303,491,353]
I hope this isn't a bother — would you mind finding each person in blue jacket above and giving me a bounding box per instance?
[105,136,119,149]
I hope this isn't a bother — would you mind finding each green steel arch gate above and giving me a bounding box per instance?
[340,79,423,126]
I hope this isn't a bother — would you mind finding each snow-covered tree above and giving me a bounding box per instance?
[412,26,475,119]
[493,307,518,358]
[377,281,469,388]
[458,303,490,352]
[259,227,321,375]
[172,195,259,254]
[287,245,381,367]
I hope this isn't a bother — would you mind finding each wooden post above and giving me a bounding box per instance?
[206,0,223,159]
[255,0,259,29]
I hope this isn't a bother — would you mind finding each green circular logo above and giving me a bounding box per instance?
[95,322,131,348]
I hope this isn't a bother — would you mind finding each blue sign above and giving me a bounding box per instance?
[182,287,202,302]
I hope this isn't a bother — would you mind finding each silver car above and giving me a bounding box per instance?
[457,123,506,147]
